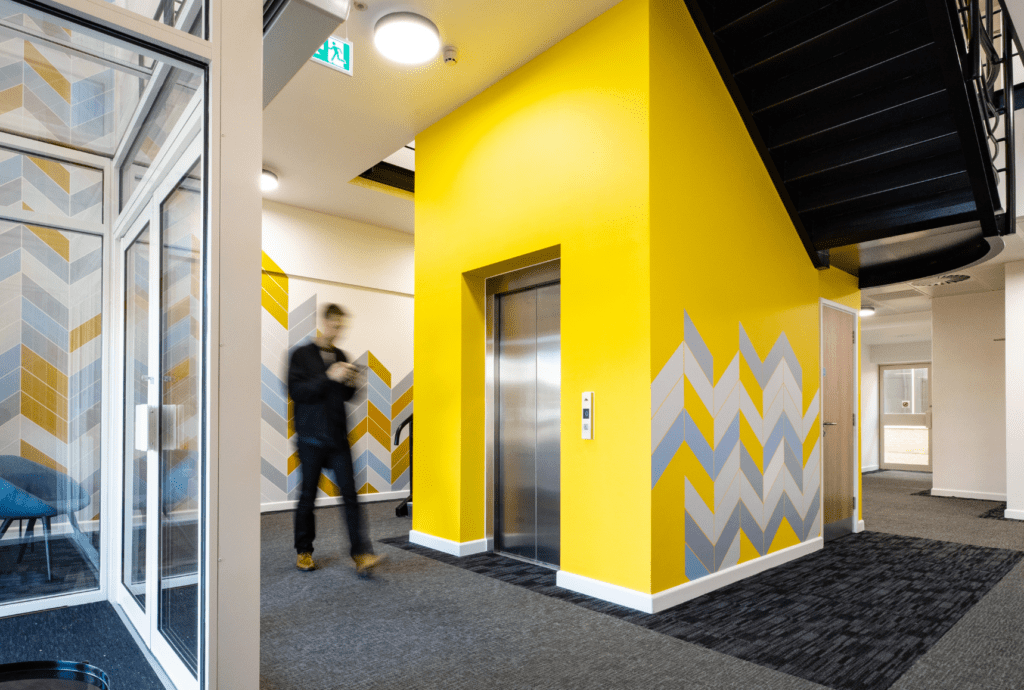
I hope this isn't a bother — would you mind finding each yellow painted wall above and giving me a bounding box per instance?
[648,0,859,592]
[414,0,653,591]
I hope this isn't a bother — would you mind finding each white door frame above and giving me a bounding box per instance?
[819,299,863,535]
[878,362,932,472]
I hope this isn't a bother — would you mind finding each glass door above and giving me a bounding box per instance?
[116,134,204,689]
[879,364,932,472]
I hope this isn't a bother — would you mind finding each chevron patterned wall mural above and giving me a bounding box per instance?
[652,312,821,582]
[260,251,413,508]
[0,221,103,553]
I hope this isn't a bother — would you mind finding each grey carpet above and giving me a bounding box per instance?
[261,476,1024,690]
[0,602,165,689]
[0,536,99,605]
[910,488,1012,521]
[380,532,1022,690]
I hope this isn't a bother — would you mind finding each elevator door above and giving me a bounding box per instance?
[495,283,561,567]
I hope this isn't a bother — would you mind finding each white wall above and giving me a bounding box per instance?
[1006,262,1024,519]
[860,341,932,472]
[932,291,1006,500]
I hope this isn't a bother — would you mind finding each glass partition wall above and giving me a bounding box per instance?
[0,0,208,687]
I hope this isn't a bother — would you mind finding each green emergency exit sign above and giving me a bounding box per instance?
[312,36,353,76]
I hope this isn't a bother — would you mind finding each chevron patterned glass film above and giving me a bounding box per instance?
[0,221,103,605]
[652,313,821,582]
[0,146,102,223]
[0,1,153,156]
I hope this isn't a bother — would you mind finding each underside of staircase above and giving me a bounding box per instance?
[685,0,1021,287]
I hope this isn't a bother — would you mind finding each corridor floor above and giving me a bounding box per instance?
[260,471,1024,690]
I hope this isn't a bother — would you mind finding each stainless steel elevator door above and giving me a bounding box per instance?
[495,283,561,566]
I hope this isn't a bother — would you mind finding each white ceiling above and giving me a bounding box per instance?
[860,227,1024,344]
[262,0,624,233]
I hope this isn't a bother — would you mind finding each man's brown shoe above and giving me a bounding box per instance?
[352,553,385,574]
[296,552,316,571]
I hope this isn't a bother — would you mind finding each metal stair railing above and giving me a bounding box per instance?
[954,0,1021,233]
[393,415,412,518]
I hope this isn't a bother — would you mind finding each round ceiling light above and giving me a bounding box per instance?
[261,169,279,192]
[374,12,440,65]
[859,307,876,317]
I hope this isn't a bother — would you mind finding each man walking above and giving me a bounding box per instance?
[288,303,384,574]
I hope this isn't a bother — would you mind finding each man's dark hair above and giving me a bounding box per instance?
[322,303,346,319]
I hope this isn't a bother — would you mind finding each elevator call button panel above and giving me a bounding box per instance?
[582,392,593,440]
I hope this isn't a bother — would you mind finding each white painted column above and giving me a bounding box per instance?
[1006,261,1024,520]
[208,0,263,685]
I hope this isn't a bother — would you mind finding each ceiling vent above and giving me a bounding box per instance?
[910,274,971,287]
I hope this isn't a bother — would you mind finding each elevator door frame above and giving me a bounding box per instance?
[484,259,561,568]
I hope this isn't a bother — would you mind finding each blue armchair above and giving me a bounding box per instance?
[0,454,91,581]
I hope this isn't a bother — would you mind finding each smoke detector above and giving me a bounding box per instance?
[910,274,970,287]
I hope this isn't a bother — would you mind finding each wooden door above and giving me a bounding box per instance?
[822,305,856,540]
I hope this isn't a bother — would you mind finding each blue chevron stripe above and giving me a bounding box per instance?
[683,311,713,382]
[739,501,765,556]
[652,409,685,488]
[740,445,763,501]
[683,410,714,479]
[764,415,802,466]
[714,413,739,480]
[715,506,741,571]
[685,511,714,575]
[784,442,803,494]
[686,545,710,581]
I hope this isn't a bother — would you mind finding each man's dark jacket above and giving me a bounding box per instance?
[288,342,355,448]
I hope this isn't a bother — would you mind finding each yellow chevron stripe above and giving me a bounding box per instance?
[70,314,102,352]
[769,516,800,553]
[367,401,390,434]
[347,417,367,446]
[739,414,762,473]
[318,473,340,497]
[0,84,22,116]
[28,155,70,193]
[803,413,820,465]
[392,386,413,419]
[367,351,391,387]
[357,482,379,495]
[21,440,66,474]
[287,451,300,475]
[27,225,70,261]
[739,356,763,418]
[24,43,70,103]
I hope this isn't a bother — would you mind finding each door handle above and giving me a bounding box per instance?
[823,422,838,426]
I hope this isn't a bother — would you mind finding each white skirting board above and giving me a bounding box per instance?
[856,520,866,533]
[558,538,824,614]
[861,464,880,473]
[408,530,490,557]
[930,487,1007,502]
[260,490,409,513]
[1005,509,1024,521]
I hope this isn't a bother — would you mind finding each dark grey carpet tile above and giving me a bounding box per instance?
[890,561,1024,690]
[908,487,1015,521]
[0,602,165,689]
[381,532,1023,690]
[978,504,1011,521]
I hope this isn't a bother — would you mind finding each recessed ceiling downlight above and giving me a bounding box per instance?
[374,12,440,64]
[910,274,970,287]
